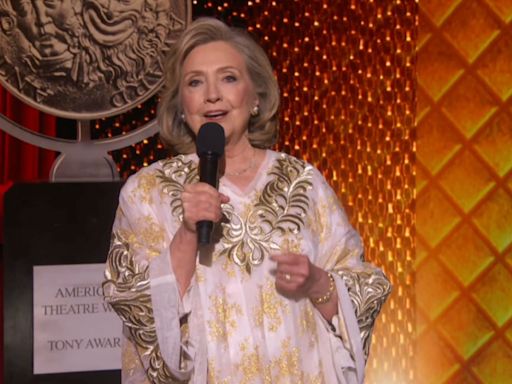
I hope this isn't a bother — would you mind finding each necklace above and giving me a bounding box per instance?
[225,149,256,177]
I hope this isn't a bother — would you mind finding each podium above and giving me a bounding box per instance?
[4,182,122,383]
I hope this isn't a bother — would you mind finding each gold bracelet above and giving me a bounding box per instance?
[310,272,335,305]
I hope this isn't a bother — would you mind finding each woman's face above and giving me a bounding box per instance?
[180,41,258,147]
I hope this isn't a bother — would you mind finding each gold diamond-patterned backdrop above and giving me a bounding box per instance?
[416,0,512,383]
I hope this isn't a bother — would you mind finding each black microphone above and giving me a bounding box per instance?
[196,122,225,245]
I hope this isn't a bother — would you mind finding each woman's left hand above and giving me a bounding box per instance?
[270,252,330,300]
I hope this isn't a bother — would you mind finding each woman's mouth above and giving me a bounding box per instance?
[204,110,228,119]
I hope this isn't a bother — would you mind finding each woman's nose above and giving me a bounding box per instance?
[205,81,222,103]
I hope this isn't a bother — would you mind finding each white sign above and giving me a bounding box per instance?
[33,264,122,374]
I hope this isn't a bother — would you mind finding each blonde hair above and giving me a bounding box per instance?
[158,18,280,154]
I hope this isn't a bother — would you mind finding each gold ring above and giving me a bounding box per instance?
[284,273,291,281]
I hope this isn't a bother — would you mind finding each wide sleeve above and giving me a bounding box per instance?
[102,170,194,383]
[309,168,391,383]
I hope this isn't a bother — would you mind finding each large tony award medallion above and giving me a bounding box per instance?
[0,0,191,180]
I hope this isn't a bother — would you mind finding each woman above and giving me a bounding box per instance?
[104,17,389,384]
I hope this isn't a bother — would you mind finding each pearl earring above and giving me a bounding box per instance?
[180,113,186,121]
[250,105,259,116]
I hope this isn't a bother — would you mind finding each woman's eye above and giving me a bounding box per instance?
[187,79,201,87]
[224,75,237,83]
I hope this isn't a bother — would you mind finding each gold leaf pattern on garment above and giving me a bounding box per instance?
[221,256,237,278]
[131,171,159,205]
[104,231,151,300]
[122,332,141,378]
[254,279,289,332]
[271,338,300,379]
[129,215,166,259]
[207,288,243,343]
[302,373,324,384]
[220,154,313,273]
[269,338,323,384]
[307,201,329,246]
[236,340,272,384]
[156,155,199,222]
[326,244,363,270]
[195,267,206,284]
[104,231,187,383]
[299,304,318,349]
[207,360,231,384]
[334,267,392,362]
[280,236,303,254]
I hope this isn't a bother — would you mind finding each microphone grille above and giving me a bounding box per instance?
[196,123,225,156]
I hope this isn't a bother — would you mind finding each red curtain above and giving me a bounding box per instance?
[0,84,57,383]
[0,86,57,240]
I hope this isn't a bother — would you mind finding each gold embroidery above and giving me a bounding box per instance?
[221,256,237,278]
[280,237,303,254]
[156,154,313,273]
[207,360,231,384]
[195,267,206,284]
[303,373,325,384]
[307,201,329,246]
[325,244,362,270]
[271,338,301,379]
[104,231,187,383]
[116,215,166,260]
[334,267,392,362]
[131,171,159,205]
[207,288,243,343]
[221,154,313,272]
[299,305,318,349]
[254,279,289,332]
[137,215,166,259]
[122,335,140,376]
[268,338,324,384]
[236,341,268,384]
[156,155,199,222]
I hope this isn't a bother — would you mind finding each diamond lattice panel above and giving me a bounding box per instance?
[416,0,512,383]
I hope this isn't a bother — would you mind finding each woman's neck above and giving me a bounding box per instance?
[223,138,254,174]
[221,138,267,191]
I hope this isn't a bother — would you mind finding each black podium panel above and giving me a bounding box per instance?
[4,182,123,384]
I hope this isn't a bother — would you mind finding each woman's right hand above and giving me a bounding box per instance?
[181,182,230,234]
[170,183,229,297]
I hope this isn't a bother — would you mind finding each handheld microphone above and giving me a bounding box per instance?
[196,122,225,245]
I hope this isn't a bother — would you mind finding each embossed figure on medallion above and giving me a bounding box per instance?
[0,0,190,118]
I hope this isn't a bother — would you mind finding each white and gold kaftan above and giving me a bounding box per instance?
[104,150,383,384]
